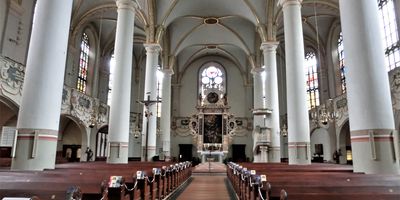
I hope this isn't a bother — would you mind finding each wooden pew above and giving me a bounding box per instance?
[0,161,192,200]
[227,162,400,200]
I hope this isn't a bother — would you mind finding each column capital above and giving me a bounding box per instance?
[162,68,174,76]
[144,43,162,53]
[260,41,280,52]
[251,67,264,75]
[259,146,269,151]
[278,0,302,7]
[116,0,138,12]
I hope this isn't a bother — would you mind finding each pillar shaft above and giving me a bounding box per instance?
[12,0,73,170]
[161,69,173,161]
[261,42,281,162]
[252,68,265,163]
[339,0,399,174]
[279,0,311,165]
[107,0,137,164]
[141,44,162,161]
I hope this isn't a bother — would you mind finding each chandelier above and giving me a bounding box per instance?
[311,100,337,126]
[280,124,288,137]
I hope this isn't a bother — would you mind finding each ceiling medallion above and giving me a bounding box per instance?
[204,17,219,25]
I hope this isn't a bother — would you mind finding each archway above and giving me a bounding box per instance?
[57,115,86,163]
[310,128,334,163]
[338,121,352,164]
[0,97,18,161]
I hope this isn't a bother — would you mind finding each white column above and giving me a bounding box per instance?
[161,69,173,161]
[278,0,311,165]
[11,0,73,170]
[260,146,269,163]
[141,43,162,161]
[107,0,137,164]
[261,42,281,162]
[252,68,264,163]
[339,0,399,174]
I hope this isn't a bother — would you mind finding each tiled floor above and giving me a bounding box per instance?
[177,162,232,200]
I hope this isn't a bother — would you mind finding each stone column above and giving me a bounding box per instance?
[107,0,137,164]
[261,42,281,162]
[141,43,162,161]
[278,0,311,165]
[161,69,173,161]
[11,0,73,170]
[339,0,400,174]
[260,146,269,163]
[252,68,265,163]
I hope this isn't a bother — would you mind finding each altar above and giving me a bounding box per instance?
[200,150,225,163]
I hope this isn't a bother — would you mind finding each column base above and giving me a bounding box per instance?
[253,154,261,163]
[107,142,128,164]
[142,146,157,162]
[268,146,281,163]
[260,146,269,162]
[163,151,171,161]
[288,142,311,165]
[11,129,58,170]
[351,129,399,174]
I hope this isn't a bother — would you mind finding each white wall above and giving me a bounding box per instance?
[0,1,8,52]
[310,127,335,162]
[1,0,34,64]
[61,122,82,145]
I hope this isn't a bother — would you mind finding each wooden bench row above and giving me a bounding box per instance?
[0,161,192,200]
[227,162,284,200]
[227,162,400,200]
[99,161,192,200]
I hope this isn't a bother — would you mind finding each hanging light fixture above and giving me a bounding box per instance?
[281,123,288,137]
[308,1,337,127]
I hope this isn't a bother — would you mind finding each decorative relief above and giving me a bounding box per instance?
[60,86,109,128]
[69,89,92,126]
[333,94,349,129]
[390,68,400,110]
[172,117,192,137]
[229,117,251,137]
[189,115,198,136]
[0,56,25,104]
[61,87,72,113]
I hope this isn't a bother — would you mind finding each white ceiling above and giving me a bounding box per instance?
[70,0,340,73]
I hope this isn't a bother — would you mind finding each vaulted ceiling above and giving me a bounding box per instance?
[70,0,340,76]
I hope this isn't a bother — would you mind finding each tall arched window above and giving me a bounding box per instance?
[378,0,400,71]
[337,32,346,94]
[304,51,319,109]
[199,62,225,95]
[77,32,90,93]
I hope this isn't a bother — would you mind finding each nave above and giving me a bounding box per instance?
[0,161,399,200]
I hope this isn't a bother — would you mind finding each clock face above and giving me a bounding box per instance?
[207,92,219,103]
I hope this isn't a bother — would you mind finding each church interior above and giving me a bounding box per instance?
[0,0,400,199]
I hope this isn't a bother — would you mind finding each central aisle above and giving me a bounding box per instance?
[176,162,234,200]
[177,175,232,200]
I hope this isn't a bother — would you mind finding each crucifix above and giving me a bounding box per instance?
[138,93,162,161]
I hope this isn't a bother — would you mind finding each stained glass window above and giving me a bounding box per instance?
[199,63,225,97]
[378,0,400,71]
[77,32,89,93]
[337,32,346,94]
[304,52,319,110]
